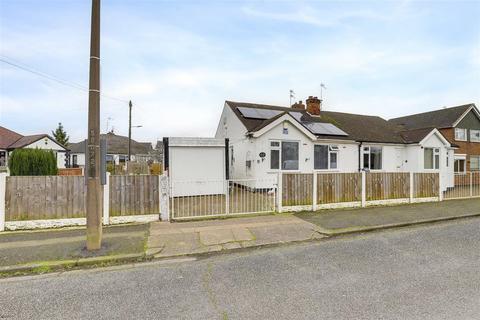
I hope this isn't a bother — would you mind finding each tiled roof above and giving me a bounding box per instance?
[226,101,404,143]
[389,104,474,130]
[68,132,153,155]
[0,126,22,149]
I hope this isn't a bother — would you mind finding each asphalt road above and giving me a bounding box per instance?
[1,218,479,320]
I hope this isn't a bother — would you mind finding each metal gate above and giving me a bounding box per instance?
[170,178,277,220]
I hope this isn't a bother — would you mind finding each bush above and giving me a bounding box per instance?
[8,149,58,176]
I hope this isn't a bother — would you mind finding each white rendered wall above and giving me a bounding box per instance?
[24,138,67,168]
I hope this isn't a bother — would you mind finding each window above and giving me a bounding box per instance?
[454,159,466,173]
[230,147,235,166]
[0,151,6,167]
[455,128,467,141]
[471,156,480,171]
[270,141,280,169]
[270,141,299,170]
[281,141,299,170]
[72,155,78,167]
[470,130,480,143]
[314,145,338,170]
[118,155,127,163]
[424,148,440,169]
[363,146,382,170]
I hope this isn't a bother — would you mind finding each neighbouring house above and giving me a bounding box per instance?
[0,126,68,169]
[68,131,154,167]
[214,97,455,191]
[389,103,480,174]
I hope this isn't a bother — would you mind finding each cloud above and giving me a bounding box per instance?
[1,0,479,144]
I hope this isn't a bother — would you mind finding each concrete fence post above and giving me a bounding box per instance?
[361,171,366,207]
[103,172,110,225]
[470,171,473,197]
[225,180,230,215]
[312,172,317,211]
[0,172,6,231]
[409,172,414,203]
[277,172,283,213]
[438,173,443,202]
[159,174,170,221]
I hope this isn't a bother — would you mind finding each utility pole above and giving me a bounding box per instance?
[128,100,132,161]
[86,0,102,250]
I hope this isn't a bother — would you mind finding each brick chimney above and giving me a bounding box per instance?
[291,100,305,110]
[306,96,321,116]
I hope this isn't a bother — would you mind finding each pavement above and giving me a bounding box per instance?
[1,217,479,320]
[147,214,326,258]
[1,198,478,277]
[0,224,149,275]
[295,198,480,234]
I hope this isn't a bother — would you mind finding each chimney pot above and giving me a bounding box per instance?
[291,100,305,110]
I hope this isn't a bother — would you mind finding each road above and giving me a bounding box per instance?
[1,218,480,320]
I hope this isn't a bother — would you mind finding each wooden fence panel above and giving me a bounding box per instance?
[413,173,439,198]
[5,176,86,221]
[366,172,409,201]
[109,175,159,216]
[282,173,313,206]
[317,173,361,204]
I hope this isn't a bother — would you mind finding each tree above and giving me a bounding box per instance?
[52,122,69,146]
[8,149,58,176]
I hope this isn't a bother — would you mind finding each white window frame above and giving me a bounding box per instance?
[470,129,480,143]
[424,147,440,170]
[470,155,480,171]
[314,144,339,171]
[454,155,467,174]
[455,128,467,141]
[270,141,280,170]
[269,140,300,171]
[363,146,383,171]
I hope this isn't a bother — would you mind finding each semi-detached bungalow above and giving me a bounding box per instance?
[214,97,455,191]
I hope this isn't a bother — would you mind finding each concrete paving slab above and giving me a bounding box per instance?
[199,229,235,246]
[232,227,254,242]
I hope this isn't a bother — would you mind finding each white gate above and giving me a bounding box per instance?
[443,172,480,200]
[170,178,277,220]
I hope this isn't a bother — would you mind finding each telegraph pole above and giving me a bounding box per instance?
[86,0,102,250]
[128,100,132,161]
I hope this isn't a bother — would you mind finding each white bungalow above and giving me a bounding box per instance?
[214,97,455,191]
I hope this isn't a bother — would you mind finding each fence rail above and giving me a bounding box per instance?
[171,179,276,220]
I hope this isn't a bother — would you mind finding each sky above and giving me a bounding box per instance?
[0,0,479,145]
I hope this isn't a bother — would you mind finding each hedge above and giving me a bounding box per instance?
[8,149,58,176]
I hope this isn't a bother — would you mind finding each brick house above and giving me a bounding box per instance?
[389,104,480,173]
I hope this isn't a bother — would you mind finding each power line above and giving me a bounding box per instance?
[0,54,129,104]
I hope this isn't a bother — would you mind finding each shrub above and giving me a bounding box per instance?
[8,149,58,176]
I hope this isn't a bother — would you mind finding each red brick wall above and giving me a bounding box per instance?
[440,128,480,171]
